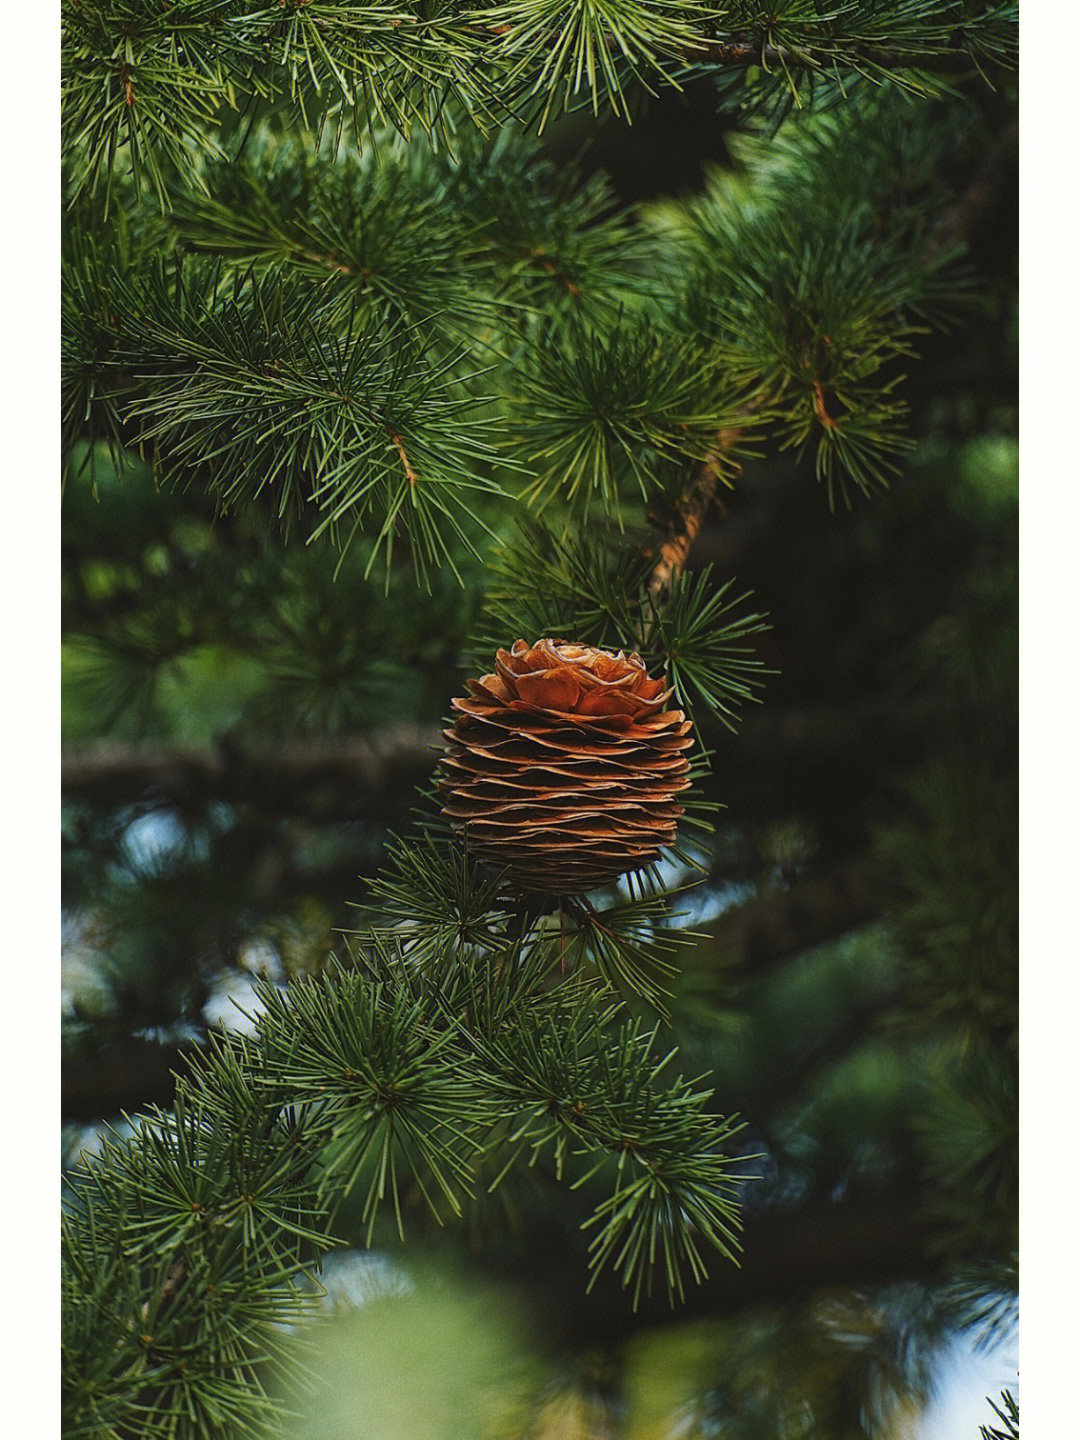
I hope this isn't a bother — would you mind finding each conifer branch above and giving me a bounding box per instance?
[645,101,1017,602]
[529,1182,947,1347]
[61,731,442,818]
[693,38,1004,74]
[645,433,738,609]
[60,11,1017,1421]
[61,0,1017,205]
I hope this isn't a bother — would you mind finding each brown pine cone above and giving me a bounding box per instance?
[439,639,693,895]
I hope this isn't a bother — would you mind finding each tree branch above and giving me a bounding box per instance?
[519,1183,946,1348]
[61,729,442,821]
[62,694,996,819]
[63,1036,191,1122]
[694,39,995,75]
[474,22,1007,77]
[695,851,897,979]
[645,108,1017,602]
[646,441,737,608]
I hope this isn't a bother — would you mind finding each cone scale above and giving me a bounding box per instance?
[439,640,693,895]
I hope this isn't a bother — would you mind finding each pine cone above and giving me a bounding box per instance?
[439,639,693,895]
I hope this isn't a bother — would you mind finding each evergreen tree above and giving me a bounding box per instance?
[61,3,1018,1435]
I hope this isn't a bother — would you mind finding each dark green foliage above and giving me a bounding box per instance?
[115,263,505,571]
[62,0,245,208]
[64,91,987,567]
[652,94,980,501]
[367,807,710,1011]
[442,128,649,321]
[65,942,746,1430]
[61,0,1018,205]
[880,762,1017,1051]
[62,1084,334,1438]
[920,1047,1017,1260]
[482,0,720,127]
[62,448,483,740]
[233,964,489,1236]
[650,568,770,729]
[482,515,656,650]
[508,314,747,517]
[368,832,515,961]
[481,516,768,720]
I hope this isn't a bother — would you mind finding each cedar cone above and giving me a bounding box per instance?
[439,639,693,895]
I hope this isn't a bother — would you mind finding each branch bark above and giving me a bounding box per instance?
[61,728,442,820]
[695,851,898,979]
[61,694,975,818]
[646,445,737,608]
[521,1183,946,1349]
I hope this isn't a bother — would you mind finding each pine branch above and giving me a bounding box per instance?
[162,125,495,340]
[980,1390,1019,1440]
[57,852,902,1122]
[62,961,748,1432]
[506,313,747,523]
[63,1075,336,1438]
[471,1000,745,1301]
[522,1181,948,1347]
[62,1,1017,204]
[64,95,1012,578]
[62,252,510,578]
[693,37,1006,75]
[61,22,1017,1422]
[643,96,1016,593]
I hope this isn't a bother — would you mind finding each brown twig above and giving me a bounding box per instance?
[697,39,997,75]
[810,378,838,430]
[641,429,741,641]
[301,248,357,276]
[387,427,419,486]
[646,458,727,609]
